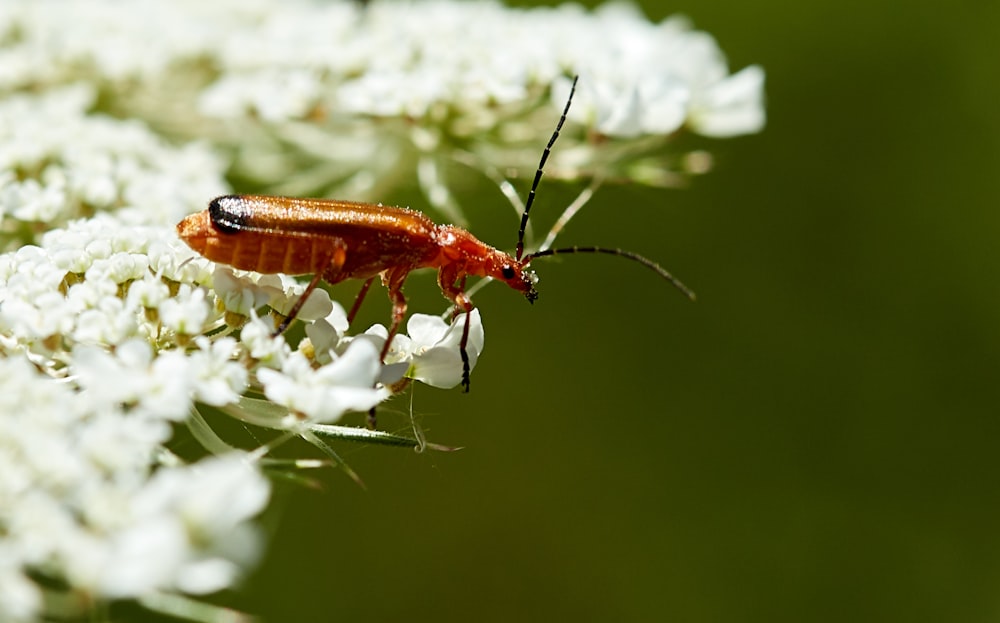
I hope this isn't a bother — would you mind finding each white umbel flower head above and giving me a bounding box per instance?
[0,1,765,620]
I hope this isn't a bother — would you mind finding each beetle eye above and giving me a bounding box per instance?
[501,265,516,279]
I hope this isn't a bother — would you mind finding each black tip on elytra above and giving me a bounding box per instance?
[208,195,249,234]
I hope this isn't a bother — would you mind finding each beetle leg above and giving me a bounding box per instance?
[459,310,472,392]
[455,276,472,393]
[347,277,375,325]
[437,268,474,392]
[274,270,326,335]
[379,266,410,362]
[274,241,347,335]
[449,276,468,320]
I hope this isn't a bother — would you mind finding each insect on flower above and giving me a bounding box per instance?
[176,76,695,393]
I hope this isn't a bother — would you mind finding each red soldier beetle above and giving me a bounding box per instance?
[176,76,694,394]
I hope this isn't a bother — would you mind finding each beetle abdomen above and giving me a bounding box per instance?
[177,195,444,278]
[177,210,339,275]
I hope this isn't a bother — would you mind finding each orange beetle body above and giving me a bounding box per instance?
[177,194,538,391]
[178,194,537,304]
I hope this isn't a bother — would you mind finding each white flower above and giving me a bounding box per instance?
[86,252,150,285]
[124,454,270,595]
[259,273,334,324]
[127,271,170,311]
[199,68,324,121]
[302,303,351,365]
[71,290,140,346]
[258,340,384,424]
[0,561,41,623]
[388,310,485,389]
[212,267,272,317]
[65,454,269,599]
[76,411,172,480]
[72,340,192,421]
[86,514,190,598]
[2,177,67,223]
[239,311,291,368]
[188,337,248,406]
[688,65,767,137]
[158,284,211,336]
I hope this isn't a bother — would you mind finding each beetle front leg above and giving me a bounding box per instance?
[438,269,475,392]
[458,307,472,393]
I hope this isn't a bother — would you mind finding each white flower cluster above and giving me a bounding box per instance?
[0,212,483,620]
[0,87,227,250]
[0,0,764,201]
[0,0,763,135]
[194,1,764,137]
[0,0,763,620]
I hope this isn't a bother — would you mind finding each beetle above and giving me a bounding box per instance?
[176,76,694,392]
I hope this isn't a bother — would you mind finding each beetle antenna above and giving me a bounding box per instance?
[524,246,697,301]
[516,75,578,262]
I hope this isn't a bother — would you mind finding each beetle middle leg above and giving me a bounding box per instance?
[346,276,376,325]
[359,268,411,430]
[379,266,410,362]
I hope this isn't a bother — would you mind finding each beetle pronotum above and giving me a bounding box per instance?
[176,76,694,393]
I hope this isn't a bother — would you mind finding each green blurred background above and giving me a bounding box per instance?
[236,0,1000,621]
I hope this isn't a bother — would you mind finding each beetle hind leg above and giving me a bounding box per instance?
[273,241,348,336]
[273,270,325,335]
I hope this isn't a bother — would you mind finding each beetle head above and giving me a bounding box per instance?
[494,259,539,304]
[438,225,539,303]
